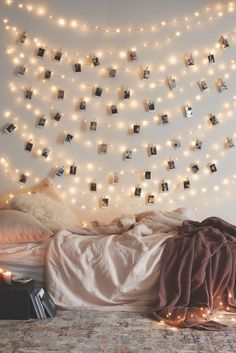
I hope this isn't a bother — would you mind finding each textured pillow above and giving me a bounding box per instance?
[31,177,63,202]
[9,192,80,233]
[0,210,53,244]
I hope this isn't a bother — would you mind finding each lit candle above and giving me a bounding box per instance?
[0,268,4,280]
[2,271,12,285]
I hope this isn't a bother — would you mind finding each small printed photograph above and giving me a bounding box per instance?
[125,148,133,160]
[55,166,65,177]
[37,116,46,128]
[53,112,62,122]
[128,50,137,61]
[143,67,150,79]
[209,163,217,173]
[168,160,175,170]
[224,137,235,149]
[168,76,176,89]
[95,86,103,97]
[134,186,142,197]
[25,89,33,100]
[191,164,200,174]
[186,53,194,67]
[74,63,82,72]
[209,114,219,126]
[133,124,140,134]
[90,181,97,191]
[54,50,63,61]
[79,99,86,110]
[113,172,119,184]
[149,145,157,156]
[101,197,109,208]
[172,139,181,150]
[64,133,73,143]
[4,123,16,133]
[183,179,191,189]
[208,53,215,64]
[17,31,27,45]
[109,67,117,78]
[91,55,100,66]
[99,143,108,154]
[44,69,52,79]
[16,65,26,76]
[41,147,50,158]
[90,120,97,131]
[110,105,118,115]
[144,170,151,179]
[199,79,208,92]
[185,105,193,118]
[161,181,169,192]
[57,89,65,99]
[123,89,130,100]
[70,164,77,175]
[147,194,155,204]
[25,141,33,152]
[161,114,169,124]
[194,139,203,150]
[37,47,45,57]
[148,101,155,111]
[219,35,229,48]
[216,78,227,92]
[19,174,27,184]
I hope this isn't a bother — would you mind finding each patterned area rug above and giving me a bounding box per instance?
[0,310,235,353]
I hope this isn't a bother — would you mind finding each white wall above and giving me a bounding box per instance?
[0,0,236,223]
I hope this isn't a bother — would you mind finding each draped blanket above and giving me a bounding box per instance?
[151,217,236,330]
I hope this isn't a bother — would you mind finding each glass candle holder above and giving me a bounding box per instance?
[2,271,12,285]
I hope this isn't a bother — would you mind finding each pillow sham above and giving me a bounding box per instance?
[0,210,53,244]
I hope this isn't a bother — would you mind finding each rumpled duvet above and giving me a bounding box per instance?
[151,217,236,330]
[46,209,188,312]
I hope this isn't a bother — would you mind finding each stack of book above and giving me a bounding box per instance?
[30,287,57,319]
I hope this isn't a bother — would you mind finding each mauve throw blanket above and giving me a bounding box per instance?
[151,217,236,330]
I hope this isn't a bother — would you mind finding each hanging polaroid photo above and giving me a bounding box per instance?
[90,181,97,191]
[149,145,157,156]
[143,67,150,79]
[194,139,203,150]
[161,181,169,192]
[219,35,229,49]
[172,139,181,150]
[17,31,27,45]
[53,112,62,122]
[37,116,46,128]
[70,164,77,175]
[113,172,119,184]
[209,114,219,126]
[64,133,73,143]
[101,197,109,208]
[54,50,63,61]
[134,186,142,197]
[74,62,82,72]
[109,67,116,78]
[208,53,215,64]
[144,170,151,179]
[55,166,65,177]
[123,89,130,100]
[25,88,33,100]
[4,123,16,133]
[216,78,227,92]
[25,140,33,152]
[186,53,194,67]
[110,105,118,115]
[95,86,103,97]
[224,137,235,149]
[37,47,45,58]
[41,148,50,158]
[44,69,52,79]
[167,160,175,170]
[161,114,169,124]
[147,194,155,204]
[128,50,137,61]
[16,65,26,76]
[125,148,133,160]
[147,101,155,111]
[133,124,140,134]
[183,179,191,189]
[185,105,193,118]
[90,120,97,131]
[199,79,208,92]
[19,174,27,184]
[168,76,176,89]
[209,163,217,173]
[57,89,65,99]
[99,143,108,154]
[191,164,200,174]
[79,99,86,110]
[91,55,100,66]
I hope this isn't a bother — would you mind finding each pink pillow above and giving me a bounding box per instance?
[0,210,53,244]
